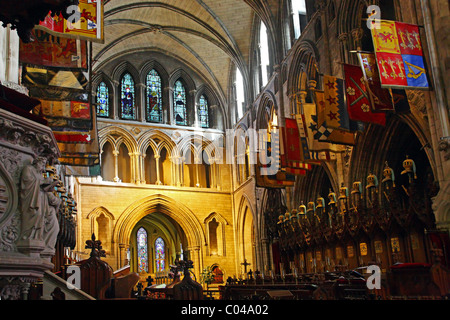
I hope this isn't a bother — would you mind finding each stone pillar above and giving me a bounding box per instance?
[137,83,146,122]
[130,152,142,184]
[261,238,271,273]
[189,89,197,127]
[194,156,200,187]
[210,161,216,189]
[338,33,350,64]
[296,91,308,114]
[113,150,120,182]
[172,155,183,187]
[140,153,146,184]
[420,0,450,228]
[155,154,162,185]
[128,152,135,184]
[119,243,129,268]
[112,80,119,120]
[188,246,201,279]
[165,86,174,125]
[316,0,332,73]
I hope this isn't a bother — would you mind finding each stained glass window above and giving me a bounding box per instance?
[96,82,109,117]
[120,73,136,120]
[155,237,165,272]
[137,227,148,273]
[173,80,187,126]
[146,69,163,123]
[198,95,209,128]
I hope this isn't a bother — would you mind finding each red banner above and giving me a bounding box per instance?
[343,63,386,126]
[20,30,87,69]
[54,132,92,144]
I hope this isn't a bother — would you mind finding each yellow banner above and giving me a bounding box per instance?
[371,20,400,54]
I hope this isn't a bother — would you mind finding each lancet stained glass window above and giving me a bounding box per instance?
[198,95,209,128]
[120,73,136,120]
[96,82,109,117]
[174,80,187,126]
[146,69,163,123]
[155,237,165,272]
[137,227,148,273]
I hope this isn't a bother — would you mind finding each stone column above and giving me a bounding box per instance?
[188,246,201,279]
[210,160,216,189]
[288,93,296,117]
[112,80,119,120]
[194,155,200,187]
[420,0,450,228]
[338,33,350,65]
[137,83,146,122]
[171,155,182,187]
[112,150,120,182]
[140,153,146,184]
[296,91,308,114]
[128,152,136,184]
[165,86,174,125]
[189,89,197,127]
[260,238,271,273]
[154,154,162,185]
[119,243,129,268]
[316,0,332,73]
[133,152,142,184]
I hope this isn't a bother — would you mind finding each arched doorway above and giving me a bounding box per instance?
[113,194,206,278]
[242,206,255,276]
[129,212,188,275]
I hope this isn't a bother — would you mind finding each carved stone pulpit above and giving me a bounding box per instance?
[0,107,62,300]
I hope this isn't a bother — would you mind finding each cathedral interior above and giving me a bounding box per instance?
[0,0,449,304]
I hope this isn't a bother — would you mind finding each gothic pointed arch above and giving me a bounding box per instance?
[112,194,207,275]
[111,61,140,84]
[137,130,176,159]
[140,60,170,85]
[236,194,257,270]
[98,126,138,155]
[203,212,230,256]
[86,206,116,254]
[256,90,278,131]
[287,40,320,97]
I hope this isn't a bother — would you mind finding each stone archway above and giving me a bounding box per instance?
[112,194,206,277]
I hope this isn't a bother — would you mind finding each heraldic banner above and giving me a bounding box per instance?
[371,20,429,89]
[36,0,104,43]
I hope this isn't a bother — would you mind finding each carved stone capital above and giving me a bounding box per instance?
[438,137,450,161]
[406,89,427,116]
[314,0,327,12]
[307,80,317,90]
[351,28,364,42]
[338,33,349,42]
